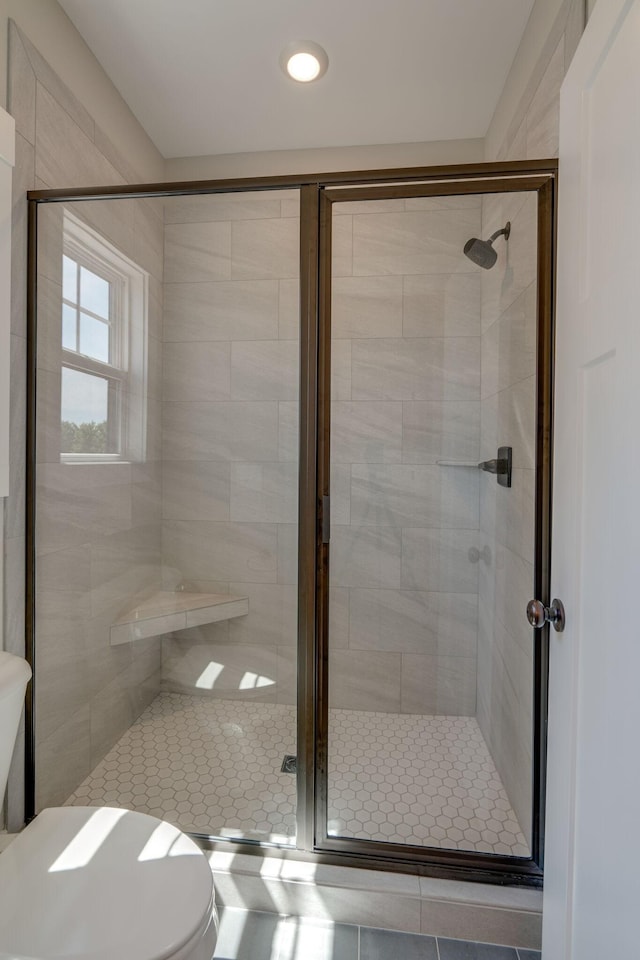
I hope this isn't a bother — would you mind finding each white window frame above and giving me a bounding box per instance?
[61,211,149,464]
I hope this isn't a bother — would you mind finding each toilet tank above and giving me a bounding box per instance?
[0,652,31,802]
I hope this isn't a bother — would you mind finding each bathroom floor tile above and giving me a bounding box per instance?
[65,692,528,855]
[214,907,281,960]
[214,909,359,960]
[360,925,438,959]
[437,939,519,960]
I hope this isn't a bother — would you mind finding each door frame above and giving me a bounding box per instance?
[25,159,556,885]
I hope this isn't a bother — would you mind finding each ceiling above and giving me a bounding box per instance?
[58,0,535,159]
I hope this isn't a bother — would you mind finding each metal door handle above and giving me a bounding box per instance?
[527,598,566,632]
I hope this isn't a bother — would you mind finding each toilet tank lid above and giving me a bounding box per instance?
[0,807,214,960]
[0,652,31,698]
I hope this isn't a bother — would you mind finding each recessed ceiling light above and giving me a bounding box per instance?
[280,40,329,83]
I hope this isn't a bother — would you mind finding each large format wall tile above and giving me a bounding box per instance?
[162,401,279,461]
[230,462,298,523]
[348,589,478,657]
[277,524,298,585]
[401,529,479,594]
[162,461,231,521]
[332,276,403,339]
[162,640,280,702]
[402,401,480,464]
[36,707,91,810]
[35,85,123,189]
[481,282,536,399]
[36,620,89,735]
[352,209,481,276]
[478,186,539,839]
[163,521,278,583]
[163,341,231,401]
[164,280,279,342]
[331,402,402,463]
[164,221,232,282]
[278,402,299,462]
[165,191,285,224]
[481,193,537,330]
[350,464,478,529]
[159,199,483,722]
[400,654,477,716]
[231,218,299,280]
[403,274,481,338]
[329,651,402,712]
[352,338,480,402]
[11,27,165,819]
[8,22,36,144]
[231,341,299,400]
[330,526,402,589]
[228,582,298,647]
[279,279,300,340]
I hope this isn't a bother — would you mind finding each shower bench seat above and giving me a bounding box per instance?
[109,591,249,645]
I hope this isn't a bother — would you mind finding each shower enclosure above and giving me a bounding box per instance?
[25,160,555,883]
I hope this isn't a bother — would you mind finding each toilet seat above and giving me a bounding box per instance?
[0,807,217,960]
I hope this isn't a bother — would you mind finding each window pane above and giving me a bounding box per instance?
[62,304,77,352]
[79,312,110,363]
[63,255,77,303]
[80,266,110,319]
[61,367,112,454]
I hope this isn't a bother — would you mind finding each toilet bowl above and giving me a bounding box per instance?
[0,653,218,960]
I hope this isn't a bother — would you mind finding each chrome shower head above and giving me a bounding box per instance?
[463,221,511,269]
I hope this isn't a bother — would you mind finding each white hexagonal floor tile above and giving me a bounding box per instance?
[65,693,529,856]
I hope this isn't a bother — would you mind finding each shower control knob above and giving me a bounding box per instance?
[526,598,566,632]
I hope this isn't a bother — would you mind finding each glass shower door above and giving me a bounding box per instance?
[322,186,542,859]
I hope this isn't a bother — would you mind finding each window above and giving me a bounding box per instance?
[60,212,149,462]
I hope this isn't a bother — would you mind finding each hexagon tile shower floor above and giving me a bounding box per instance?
[65,692,529,856]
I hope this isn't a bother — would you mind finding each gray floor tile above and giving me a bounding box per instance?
[214,909,359,960]
[214,908,281,960]
[279,916,359,960]
[516,952,541,960]
[437,939,519,960]
[360,925,438,959]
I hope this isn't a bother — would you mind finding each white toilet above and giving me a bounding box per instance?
[0,652,218,960]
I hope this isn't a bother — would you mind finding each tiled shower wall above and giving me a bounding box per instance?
[327,197,482,715]
[34,198,164,811]
[160,191,301,704]
[159,194,484,716]
[476,192,537,838]
[477,0,586,841]
[6,23,165,812]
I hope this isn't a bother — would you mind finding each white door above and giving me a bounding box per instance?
[543,0,640,957]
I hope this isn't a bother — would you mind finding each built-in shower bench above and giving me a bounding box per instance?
[109,591,249,645]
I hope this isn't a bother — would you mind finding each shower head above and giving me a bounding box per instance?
[463,221,511,270]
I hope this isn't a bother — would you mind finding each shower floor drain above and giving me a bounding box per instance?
[280,754,297,774]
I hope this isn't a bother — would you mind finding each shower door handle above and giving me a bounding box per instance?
[527,598,566,632]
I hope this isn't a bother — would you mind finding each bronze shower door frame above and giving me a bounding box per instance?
[26,159,556,885]
[300,164,556,884]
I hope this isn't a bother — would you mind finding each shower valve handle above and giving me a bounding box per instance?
[527,598,566,632]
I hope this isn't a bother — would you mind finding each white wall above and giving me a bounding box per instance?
[165,139,484,182]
